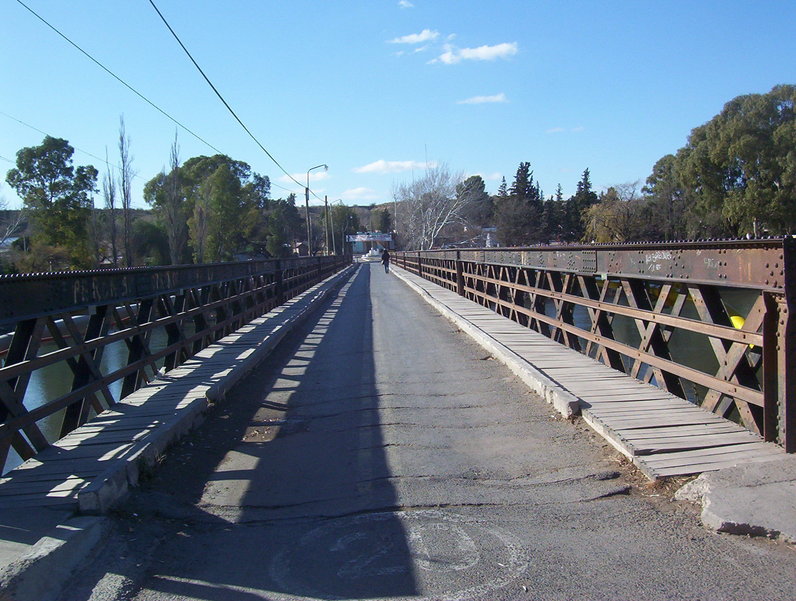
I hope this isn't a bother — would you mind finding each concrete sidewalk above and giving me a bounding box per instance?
[390,265,796,544]
[0,265,356,601]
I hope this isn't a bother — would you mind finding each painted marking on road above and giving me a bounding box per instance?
[269,509,529,600]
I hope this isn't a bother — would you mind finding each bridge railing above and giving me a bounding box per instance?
[0,256,348,472]
[395,239,796,453]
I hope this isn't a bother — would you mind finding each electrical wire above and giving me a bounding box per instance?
[12,0,304,199]
[14,0,224,156]
[147,0,311,195]
[0,110,133,177]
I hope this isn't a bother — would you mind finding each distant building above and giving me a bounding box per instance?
[345,232,394,254]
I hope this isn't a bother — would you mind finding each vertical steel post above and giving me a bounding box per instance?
[456,251,465,297]
[762,291,780,442]
[779,238,796,451]
[274,260,284,306]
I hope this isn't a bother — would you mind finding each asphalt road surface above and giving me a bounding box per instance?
[60,264,796,601]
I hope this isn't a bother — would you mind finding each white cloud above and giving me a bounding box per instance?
[398,0,414,7]
[342,187,381,201]
[457,93,508,105]
[389,29,439,44]
[432,42,518,65]
[353,159,435,174]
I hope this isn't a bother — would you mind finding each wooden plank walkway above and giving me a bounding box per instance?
[393,267,784,479]
[0,267,354,511]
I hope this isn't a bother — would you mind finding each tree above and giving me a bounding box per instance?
[583,183,640,243]
[330,203,360,255]
[456,175,492,228]
[131,218,169,265]
[165,134,188,264]
[652,85,796,238]
[118,117,135,267]
[562,168,599,241]
[102,149,119,266]
[375,208,392,233]
[143,135,191,265]
[204,163,246,261]
[540,184,564,242]
[494,162,544,246]
[189,181,211,263]
[0,199,24,250]
[642,154,688,241]
[266,194,304,257]
[6,135,97,268]
[176,154,264,263]
[393,164,466,250]
[496,177,508,198]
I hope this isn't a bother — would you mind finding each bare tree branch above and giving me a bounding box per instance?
[393,164,467,250]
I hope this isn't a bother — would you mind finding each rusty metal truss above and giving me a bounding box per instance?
[396,239,796,453]
[0,257,347,471]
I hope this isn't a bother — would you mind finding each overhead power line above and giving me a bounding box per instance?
[147,0,320,199]
[13,0,304,199]
[14,0,223,155]
[11,1,298,197]
[0,110,132,176]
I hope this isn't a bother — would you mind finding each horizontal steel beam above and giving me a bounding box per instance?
[0,257,338,327]
[407,238,793,291]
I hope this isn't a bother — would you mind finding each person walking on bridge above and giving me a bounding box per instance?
[381,248,391,273]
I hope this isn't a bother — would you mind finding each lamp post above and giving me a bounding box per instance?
[305,164,327,255]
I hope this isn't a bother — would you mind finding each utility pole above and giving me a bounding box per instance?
[305,185,311,255]
[324,196,330,256]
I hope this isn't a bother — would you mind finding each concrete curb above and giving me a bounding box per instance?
[392,268,580,418]
[675,454,796,543]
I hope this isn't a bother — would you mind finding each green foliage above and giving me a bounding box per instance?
[331,204,361,254]
[673,84,796,237]
[583,186,637,242]
[456,175,492,228]
[131,218,169,265]
[145,154,276,264]
[494,162,544,246]
[642,154,688,240]
[375,208,392,233]
[6,136,97,268]
[265,195,304,258]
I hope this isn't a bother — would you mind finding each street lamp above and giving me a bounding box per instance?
[305,164,327,255]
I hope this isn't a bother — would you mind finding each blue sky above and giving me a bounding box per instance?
[1,1,794,210]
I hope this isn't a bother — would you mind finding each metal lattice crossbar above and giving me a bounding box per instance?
[395,239,796,452]
[0,256,347,472]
